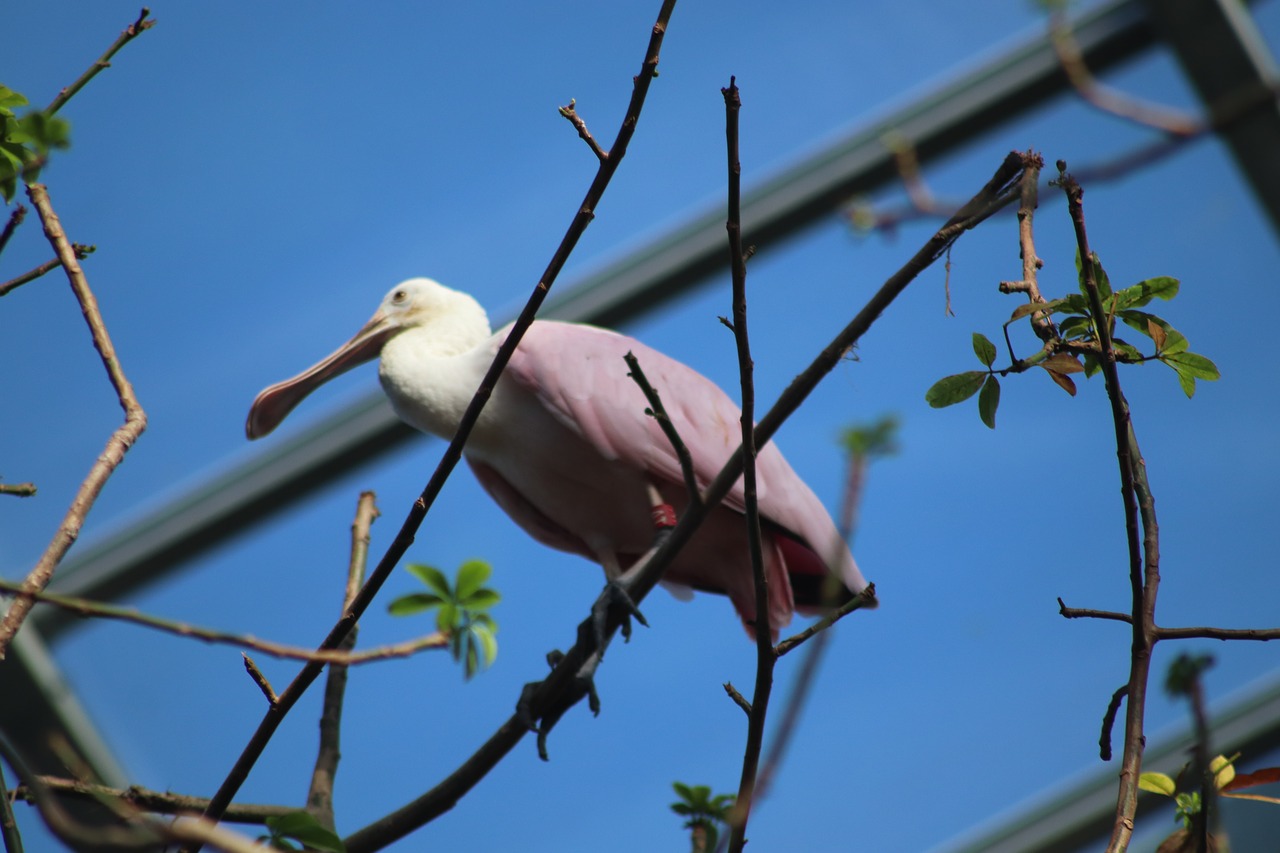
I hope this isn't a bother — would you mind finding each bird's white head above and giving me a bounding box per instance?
[245,278,491,439]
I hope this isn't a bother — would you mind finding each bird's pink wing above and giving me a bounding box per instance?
[500,321,868,602]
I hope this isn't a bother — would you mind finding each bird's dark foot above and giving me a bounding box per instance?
[591,578,649,657]
[516,648,601,760]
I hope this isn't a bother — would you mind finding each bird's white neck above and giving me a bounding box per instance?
[376,299,495,440]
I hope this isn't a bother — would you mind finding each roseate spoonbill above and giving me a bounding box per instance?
[246,279,870,637]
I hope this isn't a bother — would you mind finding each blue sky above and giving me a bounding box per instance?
[5,2,1280,850]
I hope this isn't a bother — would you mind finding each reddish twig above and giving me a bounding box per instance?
[0,186,147,658]
[558,99,607,161]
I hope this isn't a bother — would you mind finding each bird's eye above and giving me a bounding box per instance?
[393,289,407,303]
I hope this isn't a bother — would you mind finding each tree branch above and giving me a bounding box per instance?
[0,186,147,658]
[11,776,294,825]
[0,244,95,298]
[1060,164,1162,853]
[624,351,701,509]
[307,492,379,831]
[45,8,156,116]
[0,577,444,665]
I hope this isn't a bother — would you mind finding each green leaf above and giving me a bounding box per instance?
[264,813,346,853]
[454,559,492,600]
[472,621,498,669]
[406,563,452,599]
[387,591,445,616]
[0,86,29,113]
[436,601,459,633]
[972,332,997,368]
[978,375,1000,429]
[1140,772,1177,797]
[1081,353,1101,378]
[925,371,986,408]
[1058,315,1093,341]
[461,588,501,611]
[1163,352,1220,381]
[1087,253,1112,302]
[1008,299,1067,323]
[1118,311,1188,354]
[1113,276,1179,310]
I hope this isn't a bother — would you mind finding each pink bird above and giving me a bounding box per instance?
[247,279,870,637]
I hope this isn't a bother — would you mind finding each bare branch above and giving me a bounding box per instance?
[0,578,445,665]
[722,75,773,853]
[624,351,702,509]
[723,682,751,716]
[774,585,877,657]
[242,654,278,705]
[0,244,95,298]
[12,776,294,825]
[0,482,37,498]
[0,205,24,257]
[1099,684,1128,762]
[558,99,608,161]
[45,8,156,116]
[0,186,147,657]
[308,491,380,831]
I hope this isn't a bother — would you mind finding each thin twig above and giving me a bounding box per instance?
[241,654,278,705]
[723,682,751,717]
[0,483,37,498]
[12,776,294,825]
[0,578,444,664]
[1060,164,1162,853]
[341,151,1021,853]
[0,245,95,298]
[0,730,264,853]
[624,351,702,509]
[188,5,679,848]
[1059,599,1280,641]
[0,186,146,658]
[722,76,773,853]
[0,206,24,258]
[558,99,607,161]
[1099,684,1128,762]
[307,491,379,831]
[0,759,22,853]
[45,8,155,116]
[774,586,877,657]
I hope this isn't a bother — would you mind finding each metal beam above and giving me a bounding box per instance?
[1144,0,1280,231]
[31,0,1159,638]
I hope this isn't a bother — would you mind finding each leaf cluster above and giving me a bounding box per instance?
[1140,754,1280,829]
[926,253,1220,427]
[670,782,734,853]
[0,85,70,203]
[388,560,500,679]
